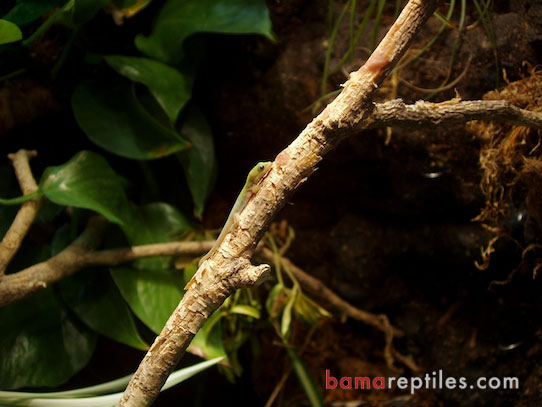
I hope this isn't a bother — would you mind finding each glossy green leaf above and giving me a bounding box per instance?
[0,20,22,45]
[59,269,148,351]
[189,312,227,360]
[104,55,192,123]
[3,0,66,26]
[72,81,190,160]
[111,202,192,333]
[0,289,96,390]
[124,202,192,270]
[40,151,134,225]
[177,106,216,218]
[135,0,274,64]
[59,0,109,25]
[111,266,184,334]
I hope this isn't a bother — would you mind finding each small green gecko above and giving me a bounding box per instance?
[198,161,273,268]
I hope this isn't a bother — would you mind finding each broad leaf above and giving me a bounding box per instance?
[104,55,192,123]
[72,81,189,160]
[40,151,134,225]
[177,106,216,218]
[111,202,192,333]
[135,0,274,64]
[124,202,192,269]
[3,0,66,26]
[0,289,96,389]
[59,269,148,351]
[0,20,22,45]
[111,266,184,334]
[58,0,109,26]
[73,0,109,24]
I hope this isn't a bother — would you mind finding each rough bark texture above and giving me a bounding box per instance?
[368,99,542,129]
[0,237,215,307]
[117,1,440,405]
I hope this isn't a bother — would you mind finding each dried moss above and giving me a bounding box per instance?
[469,67,542,270]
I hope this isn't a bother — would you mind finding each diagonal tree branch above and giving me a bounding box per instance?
[0,150,43,275]
[117,1,441,405]
[2,98,541,307]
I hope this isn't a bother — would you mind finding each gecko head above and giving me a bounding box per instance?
[247,161,273,186]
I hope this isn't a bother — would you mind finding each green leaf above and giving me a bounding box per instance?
[3,0,67,26]
[111,266,184,334]
[0,357,223,405]
[72,81,190,160]
[124,202,192,270]
[286,347,324,407]
[58,0,109,26]
[104,55,193,123]
[266,283,287,320]
[0,20,22,45]
[177,106,216,218]
[189,311,227,360]
[281,289,296,340]
[40,151,134,225]
[0,289,96,390]
[293,292,331,327]
[73,0,109,23]
[112,0,138,9]
[51,225,147,351]
[135,0,274,64]
[229,305,260,319]
[59,269,148,351]
[111,202,192,333]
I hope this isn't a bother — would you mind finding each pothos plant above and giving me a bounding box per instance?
[0,0,331,403]
[0,0,277,391]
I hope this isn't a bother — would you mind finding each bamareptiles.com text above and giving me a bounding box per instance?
[325,369,519,395]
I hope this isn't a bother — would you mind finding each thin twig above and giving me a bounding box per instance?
[0,150,42,275]
[260,248,403,338]
[366,98,542,130]
[0,217,107,306]
[259,248,419,373]
[0,236,214,308]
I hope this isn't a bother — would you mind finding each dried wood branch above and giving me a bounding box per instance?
[117,1,440,405]
[3,98,540,307]
[367,98,542,130]
[0,150,42,275]
[0,233,214,307]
